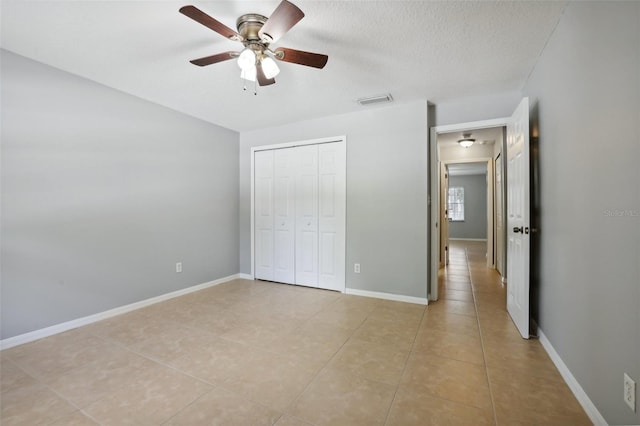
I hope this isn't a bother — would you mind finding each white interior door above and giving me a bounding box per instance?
[295,144,319,287]
[440,163,450,266]
[429,129,440,301]
[273,148,296,284]
[254,150,274,280]
[318,142,346,291]
[495,154,504,276]
[506,97,531,339]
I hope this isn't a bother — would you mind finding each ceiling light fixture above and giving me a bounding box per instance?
[240,66,257,82]
[261,56,280,79]
[237,48,256,71]
[458,133,476,148]
[179,2,329,93]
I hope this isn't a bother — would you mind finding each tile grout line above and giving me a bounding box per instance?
[381,304,428,426]
[464,243,499,426]
[82,289,367,425]
[264,300,381,426]
[0,357,90,425]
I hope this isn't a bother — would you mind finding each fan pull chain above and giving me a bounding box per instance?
[254,78,257,96]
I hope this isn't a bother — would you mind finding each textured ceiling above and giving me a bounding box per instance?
[0,1,566,132]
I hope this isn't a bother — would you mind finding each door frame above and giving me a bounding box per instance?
[442,158,493,264]
[440,162,449,267]
[494,151,506,280]
[250,135,347,285]
[429,118,508,301]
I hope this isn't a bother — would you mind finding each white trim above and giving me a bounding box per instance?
[442,158,493,165]
[449,238,488,242]
[430,117,508,301]
[250,148,256,279]
[238,273,254,280]
[538,330,608,426]
[346,288,428,306]
[442,157,495,270]
[252,136,346,153]
[433,117,509,134]
[0,273,245,351]
[429,127,440,301]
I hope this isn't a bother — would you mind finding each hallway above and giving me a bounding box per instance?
[438,240,590,424]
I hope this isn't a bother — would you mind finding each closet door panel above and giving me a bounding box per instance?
[273,148,296,284]
[318,142,346,291]
[295,145,319,287]
[254,150,274,280]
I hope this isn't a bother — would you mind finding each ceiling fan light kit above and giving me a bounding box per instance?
[237,48,256,71]
[261,56,280,79]
[180,0,328,94]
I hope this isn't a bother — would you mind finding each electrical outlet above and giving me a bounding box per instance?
[354,263,360,273]
[624,373,636,412]
[176,262,182,273]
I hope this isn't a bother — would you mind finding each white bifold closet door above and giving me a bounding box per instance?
[254,150,275,281]
[317,142,346,291]
[254,141,345,291]
[295,145,319,286]
[274,148,296,284]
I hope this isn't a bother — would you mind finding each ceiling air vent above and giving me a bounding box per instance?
[356,94,394,106]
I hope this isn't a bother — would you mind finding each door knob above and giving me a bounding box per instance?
[513,226,523,233]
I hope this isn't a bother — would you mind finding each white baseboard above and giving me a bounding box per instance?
[238,273,253,280]
[538,329,608,425]
[345,288,427,305]
[448,238,487,242]
[0,273,246,351]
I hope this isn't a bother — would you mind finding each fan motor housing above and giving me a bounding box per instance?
[236,14,267,42]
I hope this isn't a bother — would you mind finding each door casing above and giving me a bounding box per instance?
[429,118,508,301]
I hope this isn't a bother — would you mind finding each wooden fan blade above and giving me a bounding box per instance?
[189,51,237,67]
[179,5,242,41]
[256,63,276,86]
[274,47,328,69]
[258,0,304,43]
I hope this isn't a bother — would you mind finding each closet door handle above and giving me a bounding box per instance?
[513,226,523,233]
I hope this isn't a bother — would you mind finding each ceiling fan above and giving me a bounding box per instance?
[179,1,328,89]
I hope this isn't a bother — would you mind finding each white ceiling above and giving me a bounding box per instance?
[0,1,566,132]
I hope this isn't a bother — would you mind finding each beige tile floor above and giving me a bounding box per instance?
[0,241,591,425]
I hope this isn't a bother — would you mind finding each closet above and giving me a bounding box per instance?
[253,139,346,292]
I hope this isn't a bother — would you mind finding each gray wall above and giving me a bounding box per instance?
[448,174,487,240]
[1,50,240,339]
[522,2,640,424]
[240,101,429,299]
